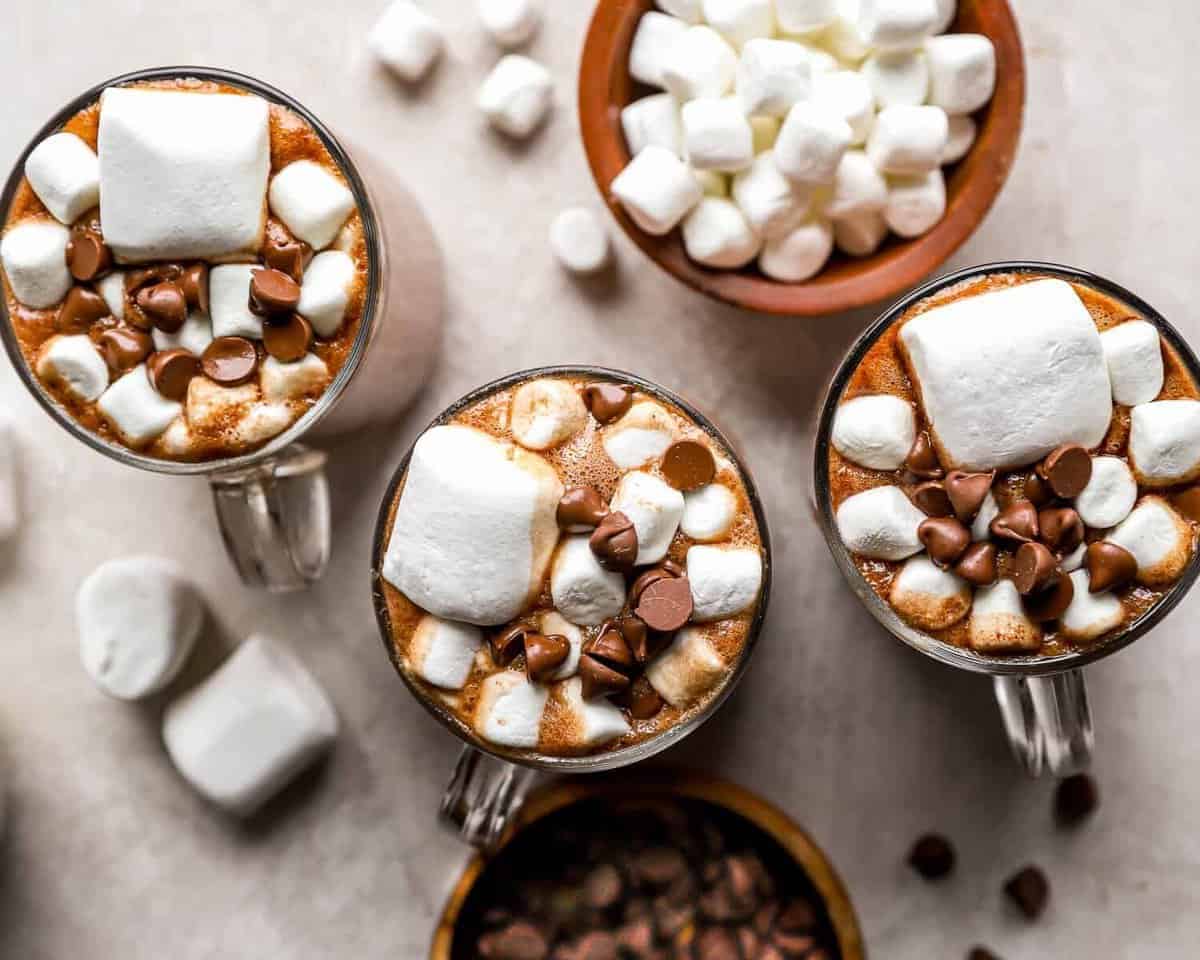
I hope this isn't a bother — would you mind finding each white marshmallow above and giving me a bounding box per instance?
[682,98,755,172]
[97,272,126,321]
[1107,497,1194,586]
[1129,400,1200,487]
[261,353,330,403]
[775,102,853,185]
[603,400,679,469]
[812,70,876,145]
[97,367,181,446]
[268,161,355,252]
[687,544,764,621]
[661,26,739,101]
[824,0,871,62]
[550,207,611,275]
[858,0,938,51]
[884,168,945,237]
[657,0,704,23]
[162,635,338,816]
[153,312,213,358]
[611,146,703,237]
[297,251,355,339]
[478,55,555,139]
[36,335,109,402]
[474,672,548,750]
[645,626,726,708]
[631,11,692,88]
[776,0,837,33]
[736,39,813,117]
[702,0,776,48]
[186,379,257,432]
[932,0,956,32]
[209,264,262,340]
[478,0,541,47]
[682,197,762,269]
[385,426,562,625]
[368,0,445,82]
[539,611,583,680]
[732,152,809,238]
[867,105,948,174]
[233,403,295,447]
[1,220,71,308]
[941,113,976,164]
[751,115,782,152]
[831,394,916,469]
[24,133,100,225]
[559,677,631,749]
[968,580,1041,653]
[862,50,929,107]
[611,471,685,565]
[509,378,589,450]
[696,170,731,197]
[682,483,738,542]
[409,615,482,690]
[550,536,627,626]
[925,34,996,115]
[971,489,999,541]
[1061,542,1087,573]
[1059,570,1125,640]
[1076,456,1138,530]
[1101,320,1164,407]
[835,484,924,560]
[759,218,833,282]
[825,150,888,219]
[622,94,683,158]
[98,87,268,262]
[158,417,195,457]
[889,554,971,630]
[833,210,888,256]
[0,413,16,542]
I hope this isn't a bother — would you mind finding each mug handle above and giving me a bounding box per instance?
[993,670,1094,777]
[440,746,536,852]
[208,445,332,593]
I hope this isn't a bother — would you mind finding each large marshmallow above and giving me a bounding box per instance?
[298,250,356,338]
[899,279,1112,470]
[603,400,679,469]
[1129,400,1200,487]
[409,614,482,690]
[645,627,726,708]
[831,394,916,469]
[550,536,627,626]
[834,210,888,256]
[687,544,763,621]
[661,26,739,101]
[812,70,876,145]
[24,133,100,225]
[0,413,16,542]
[261,353,330,403]
[612,471,686,565]
[368,0,445,82]
[153,312,214,358]
[776,0,837,33]
[825,150,888,219]
[268,161,355,252]
[509,378,588,450]
[559,677,631,749]
[682,197,762,269]
[732,153,809,238]
[76,556,203,701]
[1101,320,1164,407]
[1,220,71,308]
[889,554,971,631]
[1059,570,1125,641]
[835,484,925,560]
[162,635,337,816]
[941,113,976,164]
[97,271,126,321]
[612,146,703,237]
[657,0,704,22]
[97,366,181,446]
[775,102,853,185]
[478,0,542,47]
[539,611,583,680]
[478,55,555,139]
[475,672,548,749]
[702,0,776,48]
[971,489,999,541]
[1107,497,1193,586]
[867,105,948,175]
[1075,456,1137,530]
[862,50,930,107]
[186,379,257,432]
[621,94,683,158]
[209,264,262,340]
[682,482,738,542]
[759,218,833,282]
[36,335,109,402]
[736,39,813,117]
[98,87,269,262]
[682,98,755,172]
[630,11,691,88]
[968,580,1041,654]
[550,207,611,275]
[858,0,938,51]
[884,168,945,237]
[383,425,563,625]
[925,34,996,115]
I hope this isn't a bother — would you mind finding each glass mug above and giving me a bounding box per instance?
[0,66,443,592]
[813,262,1200,777]
[371,366,774,850]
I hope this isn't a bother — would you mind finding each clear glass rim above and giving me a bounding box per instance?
[370,365,775,773]
[812,261,1200,678]
[0,65,382,477]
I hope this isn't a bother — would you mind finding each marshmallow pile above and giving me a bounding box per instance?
[615,0,996,281]
[382,377,764,755]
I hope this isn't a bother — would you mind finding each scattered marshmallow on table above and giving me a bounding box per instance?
[602,400,679,469]
[162,635,338,816]
[862,50,930,107]
[834,210,888,256]
[941,113,976,163]
[1075,456,1137,530]
[621,94,683,158]
[825,150,889,219]
[208,264,262,341]
[884,169,946,238]
[925,33,996,115]
[551,536,627,626]
[509,378,589,451]
[702,0,776,49]
[775,0,837,34]
[539,611,583,680]
[836,485,924,560]
[831,394,916,469]
[260,354,331,403]
[559,677,631,749]
[1101,320,1164,407]
[478,55,554,139]
[24,133,100,225]
[612,146,703,237]
[409,614,482,690]
[0,413,16,542]
[298,250,356,338]
[644,627,726,708]
[682,483,738,542]
[858,0,939,51]
[611,471,685,565]
[631,11,691,88]
[550,208,611,275]
[97,367,181,446]
[76,556,203,701]
[1128,400,1200,487]
[474,672,548,749]
[369,0,445,82]
[687,544,764,621]
[478,0,541,47]
[736,38,813,117]
[1,220,71,308]
[732,153,809,238]
[657,0,704,24]
[36,335,109,402]
[682,198,762,269]
[1059,570,1125,641]
[268,161,355,252]
[968,580,1041,653]
[759,219,833,282]
[775,102,853,185]
[682,98,754,172]
[662,26,739,101]
[812,70,876,145]
[1107,497,1193,586]
[867,105,949,175]
[889,554,971,630]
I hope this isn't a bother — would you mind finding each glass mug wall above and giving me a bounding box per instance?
[0,66,443,592]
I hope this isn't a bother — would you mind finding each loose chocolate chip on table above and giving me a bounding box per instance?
[1024,470,1053,506]
[249,267,302,316]
[911,480,954,517]
[585,622,636,672]
[491,625,529,666]
[179,263,209,314]
[1040,444,1092,499]
[136,281,188,333]
[1172,486,1200,523]
[264,238,313,284]
[618,675,664,719]
[262,313,314,363]
[907,834,955,879]
[201,336,259,386]
[661,439,716,492]
[579,653,631,700]
[477,920,549,960]
[905,432,943,479]
[968,948,1002,960]
[1012,542,1059,596]
[65,229,112,282]
[918,517,971,568]
[589,511,639,573]
[1085,541,1138,593]
[582,382,634,424]
[635,575,694,633]
[58,286,110,332]
[944,470,995,522]
[147,349,200,402]
[1055,773,1099,826]
[525,633,570,683]
[1023,571,1074,622]
[557,485,609,530]
[1039,506,1085,553]
[97,326,153,373]
[1004,865,1049,920]
[955,542,998,586]
[990,499,1040,544]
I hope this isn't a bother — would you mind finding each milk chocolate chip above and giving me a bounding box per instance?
[179,263,209,314]
[990,500,1039,544]
[618,615,665,663]
[201,337,259,387]
[147,349,200,401]
[579,654,631,700]
[58,286,110,332]
[1039,506,1084,553]
[136,282,187,333]
[586,622,636,672]
[629,561,684,607]
[620,676,664,719]
[125,263,182,294]
[249,268,302,317]
[65,229,112,282]
[1023,571,1074,622]
[1084,542,1137,593]
[1039,444,1092,499]
[944,470,995,523]
[907,834,955,879]
[634,576,694,633]
[491,625,528,666]
[1172,486,1200,523]
[557,486,609,530]
[1004,866,1049,920]
[583,382,634,424]
[264,238,313,284]
[917,517,970,568]
[262,313,313,363]
[1055,773,1099,826]
[904,432,943,479]
[1012,542,1058,596]
[968,949,1002,960]
[590,511,638,573]
[524,633,569,683]
[1024,470,1053,506]
[97,326,152,373]
[911,481,954,518]
[661,439,716,492]
[954,542,997,586]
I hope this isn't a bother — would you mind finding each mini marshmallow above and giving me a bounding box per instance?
[0,413,16,542]
[941,113,976,164]
[603,400,679,469]
[932,0,956,33]
[968,580,1041,653]
[1107,497,1194,586]
[858,0,939,51]
[824,0,871,62]
[661,26,739,101]
[1059,570,1125,640]
[97,367,181,446]
[702,0,776,48]
[1101,320,1164,407]
[1061,542,1087,573]
[611,471,685,565]
[550,536,627,626]
[835,484,924,560]
[630,11,691,88]
[1076,456,1137,530]
[759,218,833,282]
[657,0,704,22]
[261,353,330,403]
[550,207,611,275]
[682,98,755,172]
[831,394,915,469]
[621,94,683,158]
[268,161,355,252]
[776,0,837,33]
[209,264,262,340]
[97,272,126,321]
[681,483,738,542]
[925,33,996,115]
[862,50,929,107]
[478,0,541,47]
[645,626,726,708]
[559,677,631,749]
[187,379,257,432]
[24,133,100,225]
[825,150,888,219]
[384,425,563,625]
[409,614,482,690]
[36,335,109,402]
[682,198,762,269]
[687,544,764,621]
[539,611,583,680]
[696,170,731,196]
[736,39,814,117]
[812,70,876,145]
[611,146,704,237]
[1129,400,1200,487]
[732,153,809,238]
[775,103,853,185]
[867,105,948,174]
[368,0,445,82]
[833,210,888,256]
[162,635,337,816]
[1,220,71,308]
[971,489,999,541]
[889,554,971,631]
[751,115,782,152]
[233,403,295,447]
[509,378,589,450]
[478,55,554,139]
[297,250,356,338]
[153,312,213,358]
[884,168,945,237]
[475,672,548,749]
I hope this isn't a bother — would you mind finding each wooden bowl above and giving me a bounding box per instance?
[579,0,1026,316]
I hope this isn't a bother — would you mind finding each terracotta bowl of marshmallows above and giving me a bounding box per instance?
[579,0,1025,316]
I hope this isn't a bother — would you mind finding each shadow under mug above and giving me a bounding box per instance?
[0,66,443,592]
[812,262,1200,777]
[370,366,773,851]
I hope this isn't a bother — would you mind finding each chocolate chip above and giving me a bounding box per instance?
[1085,541,1137,593]
[917,517,970,568]
[618,675,664,719]
[491,625,528,666]
[179,263,209,314]
[1004,865,1049,920]
[635,847,689,888]
[201,336,259,386]
[524,633,570,683]
[579,654,631,700]
[583,382,634,424]
[1172,486,1200,523]
[1040,444,1092,499]
[262,313,313,363]
[905,432,943,479]
[661,439,716,492]
[97,326,153,373]
[776,899,817,932]
[590,511,638,573]
[125,263,182,294]
[249,267,302,317]
[629,563,683,607]
[907,834,955,879]
[944,470,995,522]
[557,486,609,530]
[147,349,200,401]
[477,920,549,960]
[990,499,1039,544]
[58,286,110,332]
[136,281,188,333]
[1012,542,1059,596]
[1024,470,1053,506]
[634,575,694,633]
[65,229,112,282]
[968,948,1002,960]
[1055,773,1099,826]
[1023,570,1074,622]
[586,622,636,673]
[1039,506,1084,553]
[264,237,313,284]
[954,542,997,586]
[911,481,954,517]
[618,615,665,664]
